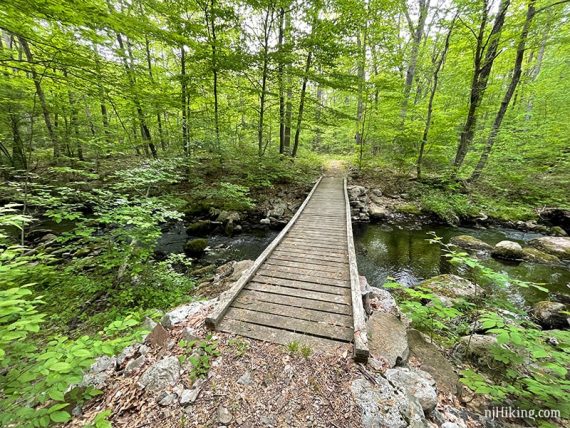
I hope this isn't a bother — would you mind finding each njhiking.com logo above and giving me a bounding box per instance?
[484,406,561,420]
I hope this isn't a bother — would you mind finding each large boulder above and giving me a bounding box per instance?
[407,329,461,396]
[267,199,288,218]
[138,356,180,393]
[456,335,498,369]
[529,237,570,260]
[367,312,409,367]
[418,274,484,300]
[348,185,367,200]
[385,367,438,413]
[368,202,389,221]
[364,287,400,317]
[532,301,569,330]
[491,240,524,260]
[184,238,208,257]
[521,247,560,264]
[161,301,211,329]
[449,235,492,253]
[351,376,426,428]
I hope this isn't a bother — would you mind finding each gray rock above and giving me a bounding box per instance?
[125,355,146,374]
[351,376,426,428]
[260,218,271,225]
[180,378,206,405]
[419,274,484,300]
[363,287,400,317]
[449,235,492,253]
[182,327,199,342]
[441,423,461,428]
[217,211,240,223]
[530,236,570,260]
[348,185,367,200]
[161,301,210,329]
[117,345,138,366]
[385,367,438,413]
[218,406,233,424]
[532,301,569,330]
[138,356,180,393]
[90,356,116,374]
[521,247,560,264]
[367,312,409,367]
[456,335,498,369]
[139,345,150,356]
[407,329,460,396]
[492,241,524,260]
[228,259,253,281]
[368,202,389,220]
[268,199,288,218]
[157,391,177,406]
[142,316,157,330]
[237,370,252,385]
[79,372,109,389]
[551,226,567,236]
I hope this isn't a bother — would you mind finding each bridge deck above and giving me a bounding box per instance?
[206,176,369,361]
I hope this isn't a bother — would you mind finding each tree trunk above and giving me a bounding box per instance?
[291,51,313,158]
[9,112,27,170]
[181,45,190,155]
[283,10,293,154]
[258,7,273,156]
[355,29,366,147]
[417,17,455,178]
[144,37,166,151]
[18,36,59,159]
[278,7,286,154]
[401,0,429,121]
[453,0,510,172]
[469,0,536,182]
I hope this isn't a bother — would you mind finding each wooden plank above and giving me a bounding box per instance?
[250,275,348,295]
[272,249,346,263]
[246,282,349,304]
[205,176,323,329]
[343,177,369,363]
[218,318,349,351]
[287,232,347,241]
[261,262,349,280]
[279,240,347,251]
[276,244,347,256]
[233,296,353,328]
[264,258,349,271]
[239,289,352,315]
[288,229,346,237]
[225,307,353,341]
[268,253,348,268]
[255,268,348,287]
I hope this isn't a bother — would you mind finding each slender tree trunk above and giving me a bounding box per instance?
[92,43,112,145]
[181,46,190,155]
[355,30,366,147]
[278,7,286,154]
[401,0,429,121]
[283,10,293,154]
[291,51,313,158]
[18,36,59,159]
[453,0,510,172]
[144,37,166,151]
[469,0,536,182]
[9,112,27,170]
[205,0,221,153]
[417,17,455,178]
[258,7,273,156]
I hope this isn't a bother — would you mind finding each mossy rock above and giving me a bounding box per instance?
[529,237,570,260]
[449,235,492,252]
[184,238,208,257]
[522,247,560,264]
[418,274,484,299]
[186,220,212,236]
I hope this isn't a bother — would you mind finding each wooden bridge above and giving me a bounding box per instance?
[206,176,369,362]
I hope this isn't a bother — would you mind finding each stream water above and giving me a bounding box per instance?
[195,223,569,308]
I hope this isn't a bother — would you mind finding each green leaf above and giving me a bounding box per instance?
[50,411,71,423]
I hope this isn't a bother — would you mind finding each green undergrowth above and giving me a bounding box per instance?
[387,236,570,426]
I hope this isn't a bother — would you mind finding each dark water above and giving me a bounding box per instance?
[353,224,570,306]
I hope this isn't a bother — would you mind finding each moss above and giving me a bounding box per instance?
[186,220,212,236]
[396,203,422,215]
[184,238,208,257]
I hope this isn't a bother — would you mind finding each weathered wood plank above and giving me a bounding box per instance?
[261,262,349,280]
[343,177,369,362]
[255,268,349,287]
[225,307,353,341]
[246,282,349,304]
[271,248,346,262]
[267,254,349,269]
[263,258,349,272]
[205,176,323,329]
[251,275,348,295]
[232,296,353,327]
[239,289,352,315]
[218,318,349,351]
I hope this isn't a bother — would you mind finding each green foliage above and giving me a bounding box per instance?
[179,335,220,381]
[227,338,249,356]
[286,341,312,358]
[392,236,570,423]
[198,182,254,211]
